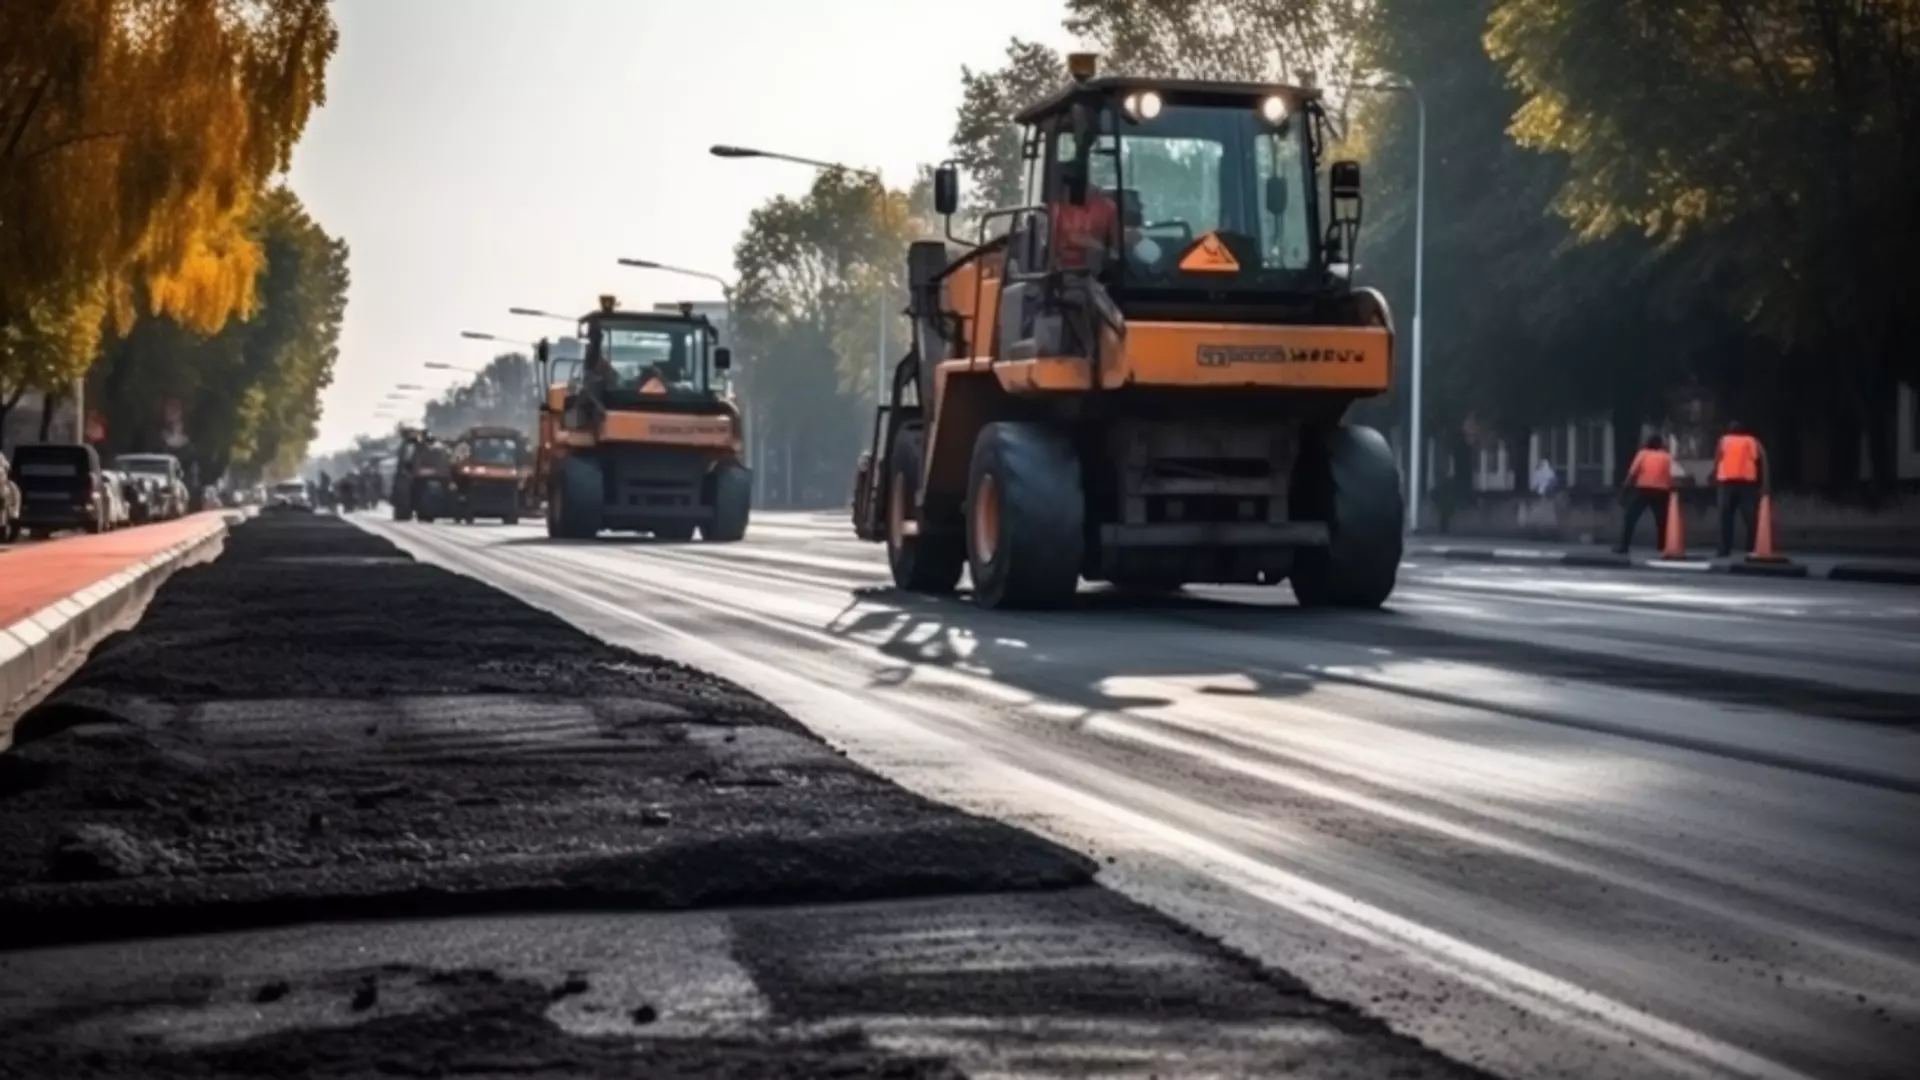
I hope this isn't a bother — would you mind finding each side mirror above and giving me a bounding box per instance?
[1329,160,1362,222]
[1324,160,1363,269]
[933,164,959,216]
[1265,176,1290,216]
[715,346,733,372]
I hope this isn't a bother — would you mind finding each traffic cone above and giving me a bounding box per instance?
[1658,490,1686,559]
[1747,493,1787,563]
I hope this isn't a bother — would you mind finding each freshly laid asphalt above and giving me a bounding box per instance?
[0,511,1479,1078]
[360,510,1920,1080]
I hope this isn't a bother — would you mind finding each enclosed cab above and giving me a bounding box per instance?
[449,425,531,524]
[537,296,751,541]
[851,56,1402,609]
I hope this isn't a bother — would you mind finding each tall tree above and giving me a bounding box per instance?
[1487,0,1920,489]
[88,186,349,485]
[0,0,338,408]
[423,352,540,437]
[1063,0,1372,84]
[731,169,922,504]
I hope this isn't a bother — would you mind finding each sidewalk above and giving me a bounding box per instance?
[1410,536,1920,585]
[0,513,231,627]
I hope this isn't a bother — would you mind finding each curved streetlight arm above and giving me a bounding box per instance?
[709,144,879,182]
[507,306,577,324]
[616,258,733,295]
[461,330,534,347]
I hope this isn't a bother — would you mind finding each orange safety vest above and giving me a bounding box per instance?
[1716,433,1761,483]
[1626,448,1673,491]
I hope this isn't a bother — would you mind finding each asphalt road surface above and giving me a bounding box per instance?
[362,511,1920,1080]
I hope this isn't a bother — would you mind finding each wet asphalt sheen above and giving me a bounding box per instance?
[364,510,1920,1080]
[0,512,1481,1080]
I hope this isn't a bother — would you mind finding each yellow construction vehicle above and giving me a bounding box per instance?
[535,296,749,541]
[851,54,1402,609]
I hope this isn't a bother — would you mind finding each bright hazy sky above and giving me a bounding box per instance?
[291,0,1073,452]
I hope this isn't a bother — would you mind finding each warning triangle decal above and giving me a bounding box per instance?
[1179,231,1241,273]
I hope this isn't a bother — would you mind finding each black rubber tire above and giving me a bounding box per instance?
[886,424,965,593]
[966,421,1084,610]
[655,524,696,541]
[702,464,751,542]
[1289,424,1403,609]
[549,455,604,539]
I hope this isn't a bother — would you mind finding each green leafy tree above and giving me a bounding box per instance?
[88,186,349,486]
[1063,0,1371,83]
[1486,0,1920,490]
[0,0,338,412]
[422,352,540,437]
[731,170,922,505]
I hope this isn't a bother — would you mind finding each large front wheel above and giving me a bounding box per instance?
[1288,424,1403,609]
[702,464,751,542]
[965,422,1084,610]
[547,456,604,539]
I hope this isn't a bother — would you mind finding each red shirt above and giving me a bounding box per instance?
[1052,191,1118,270]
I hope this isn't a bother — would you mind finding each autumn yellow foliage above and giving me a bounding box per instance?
[0,0,337,402]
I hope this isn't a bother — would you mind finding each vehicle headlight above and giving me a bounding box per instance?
[1260,95,1289,124]
[1123,90,1163,121]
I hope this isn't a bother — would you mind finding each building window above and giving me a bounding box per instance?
[1575,420,1608,489]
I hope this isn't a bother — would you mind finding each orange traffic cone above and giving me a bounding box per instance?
[1747,493,1787,563]
[1659,490,1686,560]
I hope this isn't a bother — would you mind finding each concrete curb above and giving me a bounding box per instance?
[1415,545,1919,586]
[0,514,238,719]
[1827,564,1920,586]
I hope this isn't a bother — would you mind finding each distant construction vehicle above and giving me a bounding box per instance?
[448,425,531,524]
[534,296,750,541]
[850,55,1402,609]
[390,428,452,523]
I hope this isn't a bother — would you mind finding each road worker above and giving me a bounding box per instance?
[1614,433,1673,554]
[1713,420,1766,557]
[1050,157,1122,272]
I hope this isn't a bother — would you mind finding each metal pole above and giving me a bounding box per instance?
[1408,86,1427,534]
[874,176,888,408]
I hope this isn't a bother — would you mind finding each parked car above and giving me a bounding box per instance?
[0,454,21,543]
[113,453,190,519]
[99,470,131,529]
[119,472,160,525]
[10,443,108,537]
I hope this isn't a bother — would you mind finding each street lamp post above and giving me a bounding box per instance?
[424,361,482,375]
[709,144,892,407]
[1353,75,1427,533]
